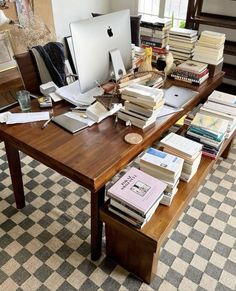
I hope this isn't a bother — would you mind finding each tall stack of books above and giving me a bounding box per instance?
[140,15,171,63]
[192,30,225,66]
[160,132,203,182]
[139,147,184,206]
[171,59,209,84]
[186,111,229,159]
[106,167,167,228]
[199,90,236,140]
[169,27,198,61]
[118,83,164,130]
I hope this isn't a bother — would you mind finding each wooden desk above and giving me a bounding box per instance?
[0,73,224,260]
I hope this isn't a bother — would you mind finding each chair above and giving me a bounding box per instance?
[14,51,41,94]
[14,49,77,95]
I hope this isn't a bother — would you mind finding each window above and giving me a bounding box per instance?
[138,0,188,27]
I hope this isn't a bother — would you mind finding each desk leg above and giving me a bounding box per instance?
[90,186,105,260]
[4,141,25,209]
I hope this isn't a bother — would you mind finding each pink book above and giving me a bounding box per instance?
[107,167,167,216]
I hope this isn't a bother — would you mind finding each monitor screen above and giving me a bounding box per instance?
[70,9,132,93]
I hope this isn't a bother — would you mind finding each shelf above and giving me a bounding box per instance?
[224,41,236,56]
[191,13,236,29]
[223,63,236,80]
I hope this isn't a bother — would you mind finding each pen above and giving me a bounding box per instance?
[41,117,53,129]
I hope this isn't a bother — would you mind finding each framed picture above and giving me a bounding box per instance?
[0,31,16,72]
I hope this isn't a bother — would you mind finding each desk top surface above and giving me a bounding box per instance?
[0,73,224,192]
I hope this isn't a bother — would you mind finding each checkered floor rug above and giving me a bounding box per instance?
[0,140,235,291]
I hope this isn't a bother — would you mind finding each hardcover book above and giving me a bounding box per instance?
[176,60,208,74]
[106,167,167,216]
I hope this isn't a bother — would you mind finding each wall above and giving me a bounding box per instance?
[110,0,138,15]
[51,0,110,41]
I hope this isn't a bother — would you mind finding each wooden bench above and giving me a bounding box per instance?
[100,131,235,283]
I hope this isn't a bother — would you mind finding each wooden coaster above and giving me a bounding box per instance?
[124,133,143,145]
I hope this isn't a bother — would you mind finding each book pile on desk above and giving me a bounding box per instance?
[171,59,209,84]
[186,90,236,159]
[139,147,184,206]
[169,27,198,61]
[140,15,171,63]
[118,83,164,130]
[160,132,203,182]
[192,30,225,66]
[106,167,167,228]
[132,45,145,70]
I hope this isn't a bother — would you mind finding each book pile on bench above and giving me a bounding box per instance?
[160,132,203,182]
[186,111,229,160]
[169,27,198,61]
[171,59,209,84]
[140,15,171,63]
[106,167,167,228]
[192,30,225,66]
[139,147,184,206]
[189,90,236,159]
[118,83,164,130]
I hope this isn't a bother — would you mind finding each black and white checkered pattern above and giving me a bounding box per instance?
[0,140,235,290]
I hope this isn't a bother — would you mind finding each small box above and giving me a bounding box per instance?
[38,96,53,108]
[208,61,223,78]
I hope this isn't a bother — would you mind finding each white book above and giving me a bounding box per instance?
[208,90,236,108]
[125,101,161,118]
[122,84,164,101]
[122,94,164,108]
[160,132,202,159]
[140,147,184,176]
[86,102,122,123]
[203,101,236,116]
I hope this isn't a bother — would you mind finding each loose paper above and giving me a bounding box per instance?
[6,112,50,124]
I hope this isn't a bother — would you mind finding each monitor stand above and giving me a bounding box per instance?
[109,48,127,81]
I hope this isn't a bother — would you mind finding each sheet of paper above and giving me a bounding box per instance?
[6,112,50,124]
[156,105,183,119]
[0,112,11,123]
[56,80,104,107]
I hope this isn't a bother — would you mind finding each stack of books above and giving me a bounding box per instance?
[160,132,203,182]
[186,112,229,159]
[192,30,225,66]
[169,27,198,61]
[106,167,167,228]
[118,83,164,130]
[139,147,184,206]
[171,59,209,84]
[132,45,145,70]
[199,90,236,138]
[140,15,171,63]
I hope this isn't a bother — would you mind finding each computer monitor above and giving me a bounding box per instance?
[70,9,132,93]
